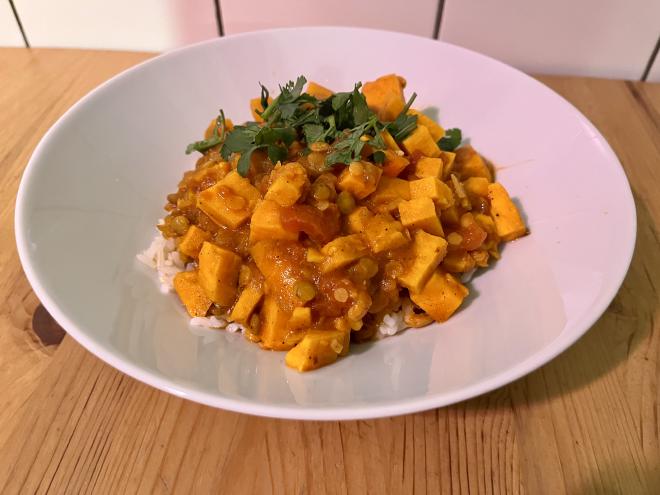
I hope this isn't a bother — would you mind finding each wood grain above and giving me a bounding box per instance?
[0,49,658,494]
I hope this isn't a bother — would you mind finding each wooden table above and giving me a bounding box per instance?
[1,47,658,494]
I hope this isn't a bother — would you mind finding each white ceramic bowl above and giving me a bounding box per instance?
[15,27,635,420]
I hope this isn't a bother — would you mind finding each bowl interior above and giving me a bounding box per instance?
[16,28,635,419]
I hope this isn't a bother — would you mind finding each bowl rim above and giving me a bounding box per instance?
[15,26,637,420]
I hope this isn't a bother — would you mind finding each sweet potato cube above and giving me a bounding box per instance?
[346,206,373,235]
[198,242,242,306]
[285,329,346,371]
[487,183,526,241]
[362,74,406,122]
[288,307,312,331]
[441,205,461,226]
[413,157,444,178]
[381,129,402,152]
[410,270,469,322]
[229,285,264,325]
[197,171,261,228]
[363,213,410,253]
[409,177,455,210]
[250,200,298,243]
[474,213,497,236]
[398,197,444,236]
[336,161,382,199]
[259,296,293,350]
[382,150,410,177]
[440,151,456,179]
[455,146,493,181]
[265,162,308,207]
[178,225,211,259]
[442,251,476,273]
[408,109,445,140]
[402,126,441,158]
[368,176,411,213]
[320,234,369,273]
[464,177,490,198]
[173,271,212,317]
[306,81,333,100]
[250,96,272,122]
[397,231,448,292]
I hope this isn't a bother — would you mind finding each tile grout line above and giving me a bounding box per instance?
[640,34,659,81]
[213,0,224,37]
[8,0,30,48]
[432,0,445,40]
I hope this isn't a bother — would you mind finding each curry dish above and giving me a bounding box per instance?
[157,74,527,371]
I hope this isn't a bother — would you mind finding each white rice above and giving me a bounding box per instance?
[138,229,402,339]
[136,232,188,293]
[138,229,246,332]
[377,310,407,337]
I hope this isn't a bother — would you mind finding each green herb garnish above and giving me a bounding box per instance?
[438,128,462,151]
[185,109,227,154]
[185,76,456,177]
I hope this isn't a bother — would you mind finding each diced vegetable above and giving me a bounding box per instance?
[362,74,406,122]
[230,285,264,325]
[250,199,299,243]
[198,242,242,306]
[408,109,445,140]
[398,197,444,236]
[285,329,348,371]
[197,171,261,228]
[178,225,211,258]
[413,157,444,179]
[455,146,493,181]
[409,177,455,210]
[381,150,410,178]
[487,183,527,241]
[320,234,369,273]
[173,271,213,317]
[397,231,448,292]
[363,213,410,253]
[367,176,411,213]
[306,81,334,100]
[259,296,293,350]
[265,162,309,207]
[410,270,469,322]
[336,161,382,199]
[402,125,441,158]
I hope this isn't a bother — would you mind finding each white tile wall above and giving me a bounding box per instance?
[440,0,660,80]
[0,1,23,46]
[4,0,659,81]
[220,0,439,38]
[13,0,218,52]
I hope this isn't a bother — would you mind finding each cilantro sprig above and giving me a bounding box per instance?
[185,75,462,177]
[438,128,462,151]
[185,110,227,154]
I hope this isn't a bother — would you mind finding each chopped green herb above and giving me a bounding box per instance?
[184,77,454,178]
[185,110,227,154]
[372,150,386,164]
[386,93,418,141]
[438,128,462,151]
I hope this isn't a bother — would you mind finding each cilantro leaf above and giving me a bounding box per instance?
[185,110,227,154]
[352,86,371,126]
[372,150,386,164]
[438,128,462,151]
[303,123,326,143]
[259,83,269,113]
[267,144,288,163]
[386,92,418,141]
[220,123,260,160]
[237,146,258,177]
